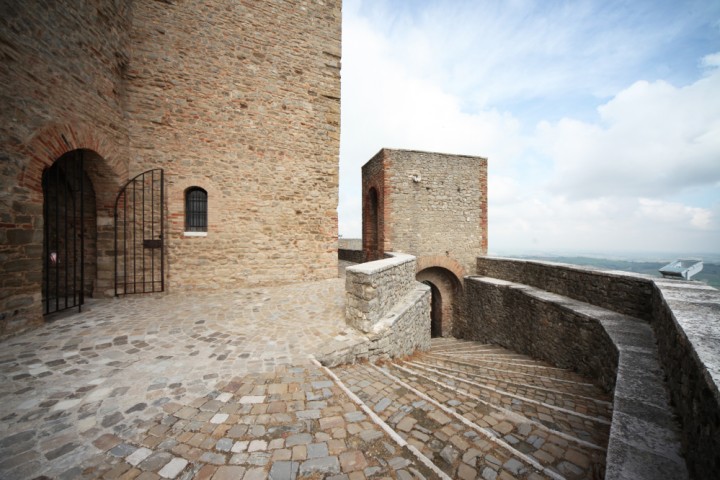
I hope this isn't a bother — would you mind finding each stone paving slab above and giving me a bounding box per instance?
[2,268,612,480]
[0,276,371,479]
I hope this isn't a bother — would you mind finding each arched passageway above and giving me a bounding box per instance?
[363,187,381,261]
[416,266,462,337]
[42,150,97,314]
[422,280,443,337]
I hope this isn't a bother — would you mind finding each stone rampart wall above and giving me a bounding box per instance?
[464,275,689,479]
[464,277,618,390]
[651,280,720,479]
[476,257,654,320]
[471,256,720,480]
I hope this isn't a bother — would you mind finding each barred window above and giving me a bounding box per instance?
[185,187,207,232]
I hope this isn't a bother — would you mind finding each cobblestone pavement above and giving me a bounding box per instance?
[1,270,611,480]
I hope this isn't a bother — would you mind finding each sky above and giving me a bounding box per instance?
[337,0,720,259]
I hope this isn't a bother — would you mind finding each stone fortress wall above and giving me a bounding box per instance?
[126,0,341,289]
[470,257,720,480]
[0,0,341,337]
[341,243,719,479]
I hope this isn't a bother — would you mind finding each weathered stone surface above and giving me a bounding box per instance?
[466,257,719,480]
[0,0,341,338]
[361,149,487,275]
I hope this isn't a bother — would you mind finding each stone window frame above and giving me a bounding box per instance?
[184,186,208,236]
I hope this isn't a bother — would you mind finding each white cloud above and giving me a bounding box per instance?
[637,198,714,230]
[702,52,720,68]
[537,67,720,198]
[339,4,720,255]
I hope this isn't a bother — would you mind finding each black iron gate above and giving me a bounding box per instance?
[42,150,85,315]
[114,169,164,295]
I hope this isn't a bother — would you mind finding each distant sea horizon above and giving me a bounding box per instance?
[490,249,720,264]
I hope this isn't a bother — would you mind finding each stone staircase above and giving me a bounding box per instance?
[331,338,612,480]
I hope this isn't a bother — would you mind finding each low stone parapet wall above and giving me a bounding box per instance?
[465,276,688,479]
[320,252,430,366]
[476,257,654,320]
[651,280,720,479]
[345,253,419,333]
[472,256,720,480]
[317,281,430,367]
[464,277,618,390]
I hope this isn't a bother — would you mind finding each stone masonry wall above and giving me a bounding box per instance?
[319,282,430,367]
[471,257,720,479]
[365,149,487,275]
[0,0,133,336]
[345,253,419,333]
[321,252,431,366]
[651,280,720,479]
[463,277,618,390]
[476,257,654,320]
[125,0,341,289]
[464,275,690,480]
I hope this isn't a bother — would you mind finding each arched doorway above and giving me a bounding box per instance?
[423,280,443,337]
[42,150,97,315]
[416,266,462,337]
[363,187,381,261]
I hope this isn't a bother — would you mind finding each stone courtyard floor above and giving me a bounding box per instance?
[1,266,611,480]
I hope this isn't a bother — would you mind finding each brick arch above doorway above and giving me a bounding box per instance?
[17,121,128,200]
[416,255,466,285]
[416,264,464,338]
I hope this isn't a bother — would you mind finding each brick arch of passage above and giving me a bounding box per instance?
[17,121,129,299]
[416,255,466,285]
[18,121,128,203]
[416,265,463,338]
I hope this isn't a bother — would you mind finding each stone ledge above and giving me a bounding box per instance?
[345,253,418,333]
[465,276,688,480]
[346,252,415,275]
[318,283,430,367]
[475,256,720,480]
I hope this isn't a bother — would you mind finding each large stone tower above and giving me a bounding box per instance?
[0,0,341,337]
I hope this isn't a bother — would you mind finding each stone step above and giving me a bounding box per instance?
[424,349,597,386]
[403,360,612,430]
[334,361,559,480]
[402,363,611,449]
[413,356,612,414]
[331,338,615,480]
[385,361,608,479]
